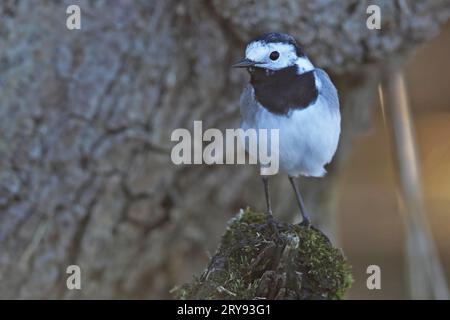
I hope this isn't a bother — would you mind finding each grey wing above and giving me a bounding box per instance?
[239,84,258,124]
[315,68,339,111]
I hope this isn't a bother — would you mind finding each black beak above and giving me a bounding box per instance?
[232,58,257,68]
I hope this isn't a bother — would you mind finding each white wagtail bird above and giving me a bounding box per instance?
[233,32,340,227]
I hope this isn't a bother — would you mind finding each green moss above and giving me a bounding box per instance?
[174,208,353,300]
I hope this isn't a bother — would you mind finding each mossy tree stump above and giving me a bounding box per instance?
[174,209,352,300]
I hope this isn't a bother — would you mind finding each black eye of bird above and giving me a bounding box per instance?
[269,51,279,61]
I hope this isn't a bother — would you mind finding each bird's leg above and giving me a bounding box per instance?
[262,176,279,236]
[262,176,273,216]
[288,176,311,226]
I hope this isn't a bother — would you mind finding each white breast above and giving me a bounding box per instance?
[240,84,340,177]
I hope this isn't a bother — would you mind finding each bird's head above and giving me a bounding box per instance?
[232,32,314,74]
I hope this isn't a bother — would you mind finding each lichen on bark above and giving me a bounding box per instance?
[174,208,352,300]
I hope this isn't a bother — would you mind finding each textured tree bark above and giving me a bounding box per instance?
[0,0,449,299]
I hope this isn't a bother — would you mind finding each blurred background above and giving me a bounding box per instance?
[340,21,450,299]
[0,1,449,299]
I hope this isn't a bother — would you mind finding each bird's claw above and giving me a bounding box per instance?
[297,220,331,245]
[266,213,282,241]
[299,218,311,228]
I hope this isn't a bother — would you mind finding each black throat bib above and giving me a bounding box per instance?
[249,66,318,115]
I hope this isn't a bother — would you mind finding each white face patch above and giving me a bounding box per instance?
[245,41,297,70]
[295,57,314,73]
[245,41,314,73]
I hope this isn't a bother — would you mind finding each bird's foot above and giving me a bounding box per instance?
[267,213,278,232]
[262,213,282,242]
[297,220,331,244]
[299,217,311,228]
